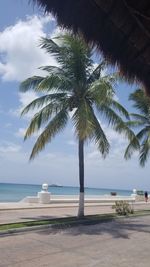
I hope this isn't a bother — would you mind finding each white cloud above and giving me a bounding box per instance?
[105,127,126,146]
[18,91,38,108]
[15,128,26,138]
[50,26,67,39]
[10,91,39,119]
[87,150,100,159]
[0,141,21,153]
[0,15,57,81]
[67,140,76,146]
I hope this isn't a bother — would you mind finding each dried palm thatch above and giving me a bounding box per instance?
[33,0,150,95]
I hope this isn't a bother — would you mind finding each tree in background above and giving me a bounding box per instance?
[20,33,135,217]
[125,89,150,167]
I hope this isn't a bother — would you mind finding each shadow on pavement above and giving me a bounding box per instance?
[36,216,150,240]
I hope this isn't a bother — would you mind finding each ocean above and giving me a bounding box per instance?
[0,183,133,202]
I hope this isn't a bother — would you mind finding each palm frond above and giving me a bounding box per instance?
[39,65,64,74]
[24,101,67,139]
[21,93,67,116]
[124,137,140,159]
[99,105,135,141]
[73,100,110,157]
[88,80,114,105]
[20,76,44,92]
[139,136,150,167]
[126,120,144,128]
[20,74,71,93]
[88,107,110,157]
[62,35,91,85]
[137,127,150,140]
[29,108,68,160]
[72,100,94,140]
[124,127,150,160]
[111,100,130,119]
[129,89,150,115]
[40,35,92,85]
[130,113,149,124]
[125,88,150,166]
[101,72,119,86]
[36,75,71,92]
[87,60,107,84]
[40,37,62,58]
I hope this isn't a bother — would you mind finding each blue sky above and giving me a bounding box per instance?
[0,0,149,191]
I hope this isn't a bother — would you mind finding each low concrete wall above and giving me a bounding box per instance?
[21,195,135,205]
[21,197,39,203]
[51,196,135,204]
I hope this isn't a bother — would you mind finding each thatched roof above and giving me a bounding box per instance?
[34,0,150,95]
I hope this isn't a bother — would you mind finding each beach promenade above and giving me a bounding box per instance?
[0,215,150,266]
[0,201,150,224]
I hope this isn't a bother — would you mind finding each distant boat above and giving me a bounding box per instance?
[49,184,63,187]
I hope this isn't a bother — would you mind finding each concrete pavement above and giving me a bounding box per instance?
[0,202,150,225]
[0,215,150,266]
[0,205,114,224]
[0,202,150,224]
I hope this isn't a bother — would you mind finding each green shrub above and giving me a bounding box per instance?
[112,201,134,216]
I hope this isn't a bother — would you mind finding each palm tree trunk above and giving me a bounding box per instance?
[78,139,84,218]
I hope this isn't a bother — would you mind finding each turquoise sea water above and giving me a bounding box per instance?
[0,183,133,202]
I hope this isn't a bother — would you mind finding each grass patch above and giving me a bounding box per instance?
[0,214,115,231]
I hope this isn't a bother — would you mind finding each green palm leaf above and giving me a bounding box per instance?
[97,104,134,141]
[40,37,63,59]
[29,108,68,160]
[20,74,71,93]
[20,76,44,92]
[139,136,150,167]
[111,100,129,119]
[72,100,94,140]
[21,93,67,116]
[129,89,150,115]
[126,120,144,128]
[87,61,107,84]
[124,137,140,159]
[88,107,110,157]
[88,80,114,105]
[24,103,64,140]
[125,88,150,166]
[131,113,149,124]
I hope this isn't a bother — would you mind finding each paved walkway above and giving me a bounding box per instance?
[0,202,150,224]
[0,215,150,266]
[0,205,113,224]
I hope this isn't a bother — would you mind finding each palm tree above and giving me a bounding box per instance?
[125,88,150,167]
[20,33,134,217]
